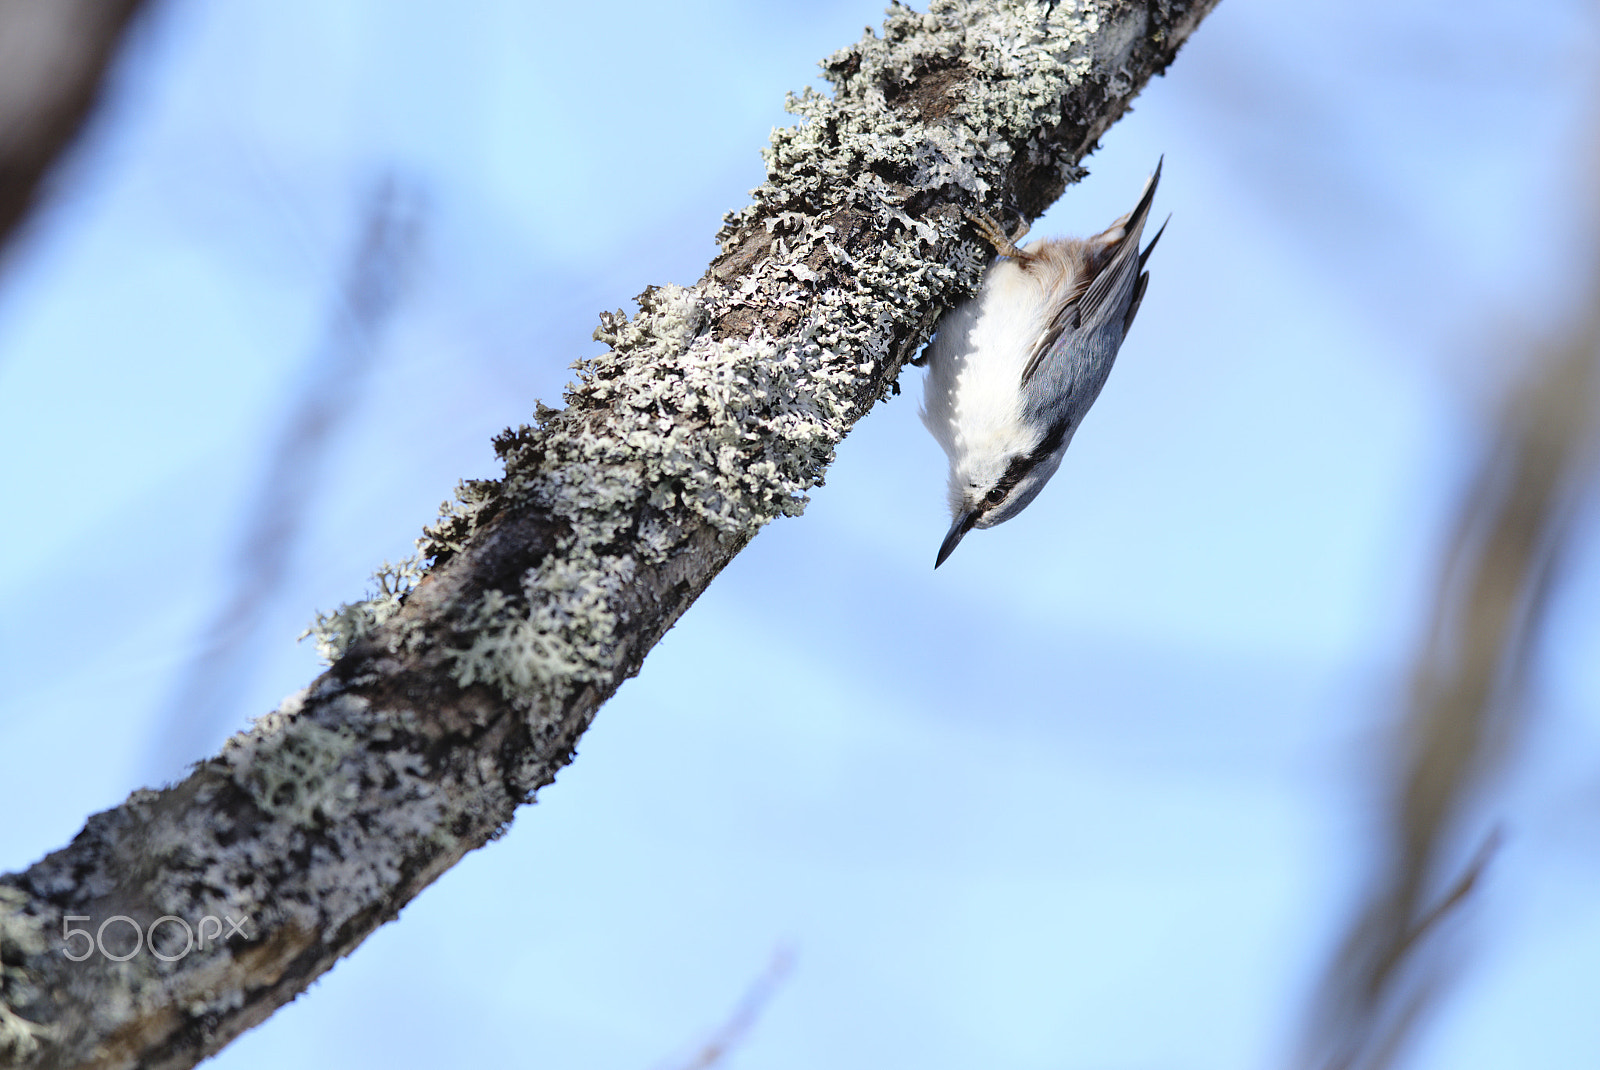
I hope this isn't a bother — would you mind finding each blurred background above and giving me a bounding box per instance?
[2,0,1599,1066]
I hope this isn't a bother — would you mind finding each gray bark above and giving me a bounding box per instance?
[0,2,1219,1067]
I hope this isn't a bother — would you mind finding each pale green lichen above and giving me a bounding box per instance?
[209,688,454,938]
[419,479,500,558]
[452,555,632,698]
[0,1004,51,1066]
[571,284,857,532]
[0,886,53,1064]
[236,718,361,826]
[302,555,426,663]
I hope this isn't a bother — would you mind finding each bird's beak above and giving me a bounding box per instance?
[935,509,980,569]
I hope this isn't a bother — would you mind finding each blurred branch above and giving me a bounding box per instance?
[0,3,1220,1067]
[1302,271,1600,1070]
[664,946,794,1070]
[0,0,152,256]
[149,176,424,776]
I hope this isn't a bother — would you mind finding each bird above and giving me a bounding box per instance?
[919,158,1165,569]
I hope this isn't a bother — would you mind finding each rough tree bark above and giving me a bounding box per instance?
[0,2,1219,1067]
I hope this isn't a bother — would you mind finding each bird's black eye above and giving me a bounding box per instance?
[984,486,1007,505]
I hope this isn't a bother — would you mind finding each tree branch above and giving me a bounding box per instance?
[1300,199,1600,1070]
[0,2,1218,1067]
[0,0,152,257]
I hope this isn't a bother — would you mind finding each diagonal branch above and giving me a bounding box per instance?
[149,176,424,774]
[1300,231,1600,1070]
[0,0,153,261]
[0,3,1219,1067]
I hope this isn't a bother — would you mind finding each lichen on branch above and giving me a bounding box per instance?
[317,0,1206,713]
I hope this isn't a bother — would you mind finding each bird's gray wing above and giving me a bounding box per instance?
[1019,159,1163,388]
[1019,289,1085,388]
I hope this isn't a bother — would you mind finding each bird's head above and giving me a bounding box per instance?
[936,429,1069,567]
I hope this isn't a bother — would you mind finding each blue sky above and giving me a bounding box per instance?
[2,1,1599,1067]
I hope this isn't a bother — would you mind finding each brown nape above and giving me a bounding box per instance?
[1027,239,1091,289]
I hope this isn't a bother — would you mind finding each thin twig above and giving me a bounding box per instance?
[665,947,795,1070]
[146,176,423,777]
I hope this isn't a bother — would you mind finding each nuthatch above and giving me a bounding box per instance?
[920,159,1165,568]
